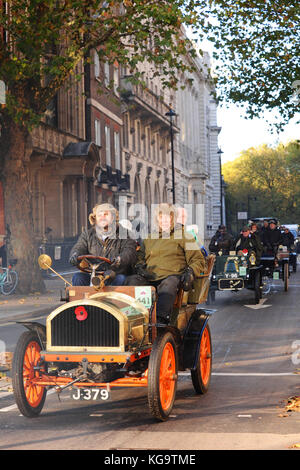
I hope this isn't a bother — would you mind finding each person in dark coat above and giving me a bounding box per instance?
[262,219,282,253]
[235,225,263,263]
[69,203,137,286]
[209,225,234,255]
[281,227,295,249]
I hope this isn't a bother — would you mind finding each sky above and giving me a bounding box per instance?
[217,106,300,164]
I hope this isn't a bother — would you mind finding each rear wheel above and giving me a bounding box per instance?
[284,262,289,292]
[148,332,178,421]
[12,330,47,417]
[254,271,262,304]
[191,324,212,394]
[1,270,18,295]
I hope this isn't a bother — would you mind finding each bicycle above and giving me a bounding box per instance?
[0,260,18,295]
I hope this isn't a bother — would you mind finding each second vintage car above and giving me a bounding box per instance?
[207,250,263,304]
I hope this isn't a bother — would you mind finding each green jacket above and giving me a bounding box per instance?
[137,227,206,281]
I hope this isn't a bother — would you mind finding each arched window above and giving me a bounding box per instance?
[145,179,152,226]
[154,181,160,205]
[134,175,142,205]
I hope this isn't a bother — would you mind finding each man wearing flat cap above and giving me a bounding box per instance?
[69,203,137,286]
[235,225,263,262]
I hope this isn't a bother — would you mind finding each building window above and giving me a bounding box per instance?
[94,51,100,79]
[113,65,119,96]
[147,127,151,159]
[104,62,110,87]
[105,125,111,166]
[123,113,129,148]
[114,131,121,170]
[137,121,141,154]
[95,119,101,147]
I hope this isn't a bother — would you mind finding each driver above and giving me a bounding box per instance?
[69,203,137,286]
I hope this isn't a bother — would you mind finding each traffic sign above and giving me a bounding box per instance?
[0,81,6,105]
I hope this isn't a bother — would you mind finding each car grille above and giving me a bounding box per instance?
[50,305,119,348]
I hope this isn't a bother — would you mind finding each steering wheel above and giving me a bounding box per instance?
[77,255,111,274]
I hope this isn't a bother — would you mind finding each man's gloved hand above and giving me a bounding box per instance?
[110,256,121,269]
[181,267,194,291]
[69,251,79,266]
[135,263,156,280]
[103,270,117,281]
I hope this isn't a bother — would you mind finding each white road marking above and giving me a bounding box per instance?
[179,372,297,377]
[0,372,298,412]
[244,298,272,310]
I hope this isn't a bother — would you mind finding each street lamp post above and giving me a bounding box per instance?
[217,148,224,225]
[165,109,176,204]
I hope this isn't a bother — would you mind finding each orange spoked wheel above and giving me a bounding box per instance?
[191,324,212,394]
[148,332,178,421]
[12,330,47,417]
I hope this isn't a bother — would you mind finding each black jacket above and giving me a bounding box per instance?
[262,228,282,250]
[69,226,137,274]
[281,231,295,249]
[235,234,263,260]
[209,231,234,255]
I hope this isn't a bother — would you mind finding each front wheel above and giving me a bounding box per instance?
[148,331,178,421]
[12,330,47,417]
[191,324,212,394]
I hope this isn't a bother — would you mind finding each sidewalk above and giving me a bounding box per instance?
[0,270,75,324]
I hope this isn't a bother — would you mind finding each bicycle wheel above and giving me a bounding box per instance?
[1,270,18,295]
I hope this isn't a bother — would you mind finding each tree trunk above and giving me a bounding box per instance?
[1,119,45,294]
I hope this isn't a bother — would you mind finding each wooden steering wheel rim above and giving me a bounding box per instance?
[77,255,112,274]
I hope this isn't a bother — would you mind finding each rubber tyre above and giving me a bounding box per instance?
[148,331,178,421]
[12,330,47,417]
[284,262,289,292]
[206,290,215,305]
[191,324,212,394]
[254,271,261,304]
[1,270,18,295]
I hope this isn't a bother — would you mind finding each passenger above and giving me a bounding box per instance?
[125,203,206,324]
[209,225,234,255]
[262,219,282,254]
[261,219,270,234]
[281,226,295,250]
[69,203,137,286]
[176,206,208,257]
[250,222,263,247]
[235,225,263,263]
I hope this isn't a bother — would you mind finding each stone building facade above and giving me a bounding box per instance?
[0,47,222,266]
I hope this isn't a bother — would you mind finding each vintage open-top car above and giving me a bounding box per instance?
[12,254,215,422]
[207,250,263,304]
[260,245,290,292]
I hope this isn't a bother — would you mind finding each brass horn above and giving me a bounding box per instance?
[38,254,72,287]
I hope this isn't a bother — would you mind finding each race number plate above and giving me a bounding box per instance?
[218,279,244,290]
[71,388,111,401]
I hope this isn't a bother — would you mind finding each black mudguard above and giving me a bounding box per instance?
[182,307,214,370]
[16,321,46,349]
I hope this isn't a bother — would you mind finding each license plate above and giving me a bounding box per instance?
[71,387,111,401]
[218,279,244,290]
